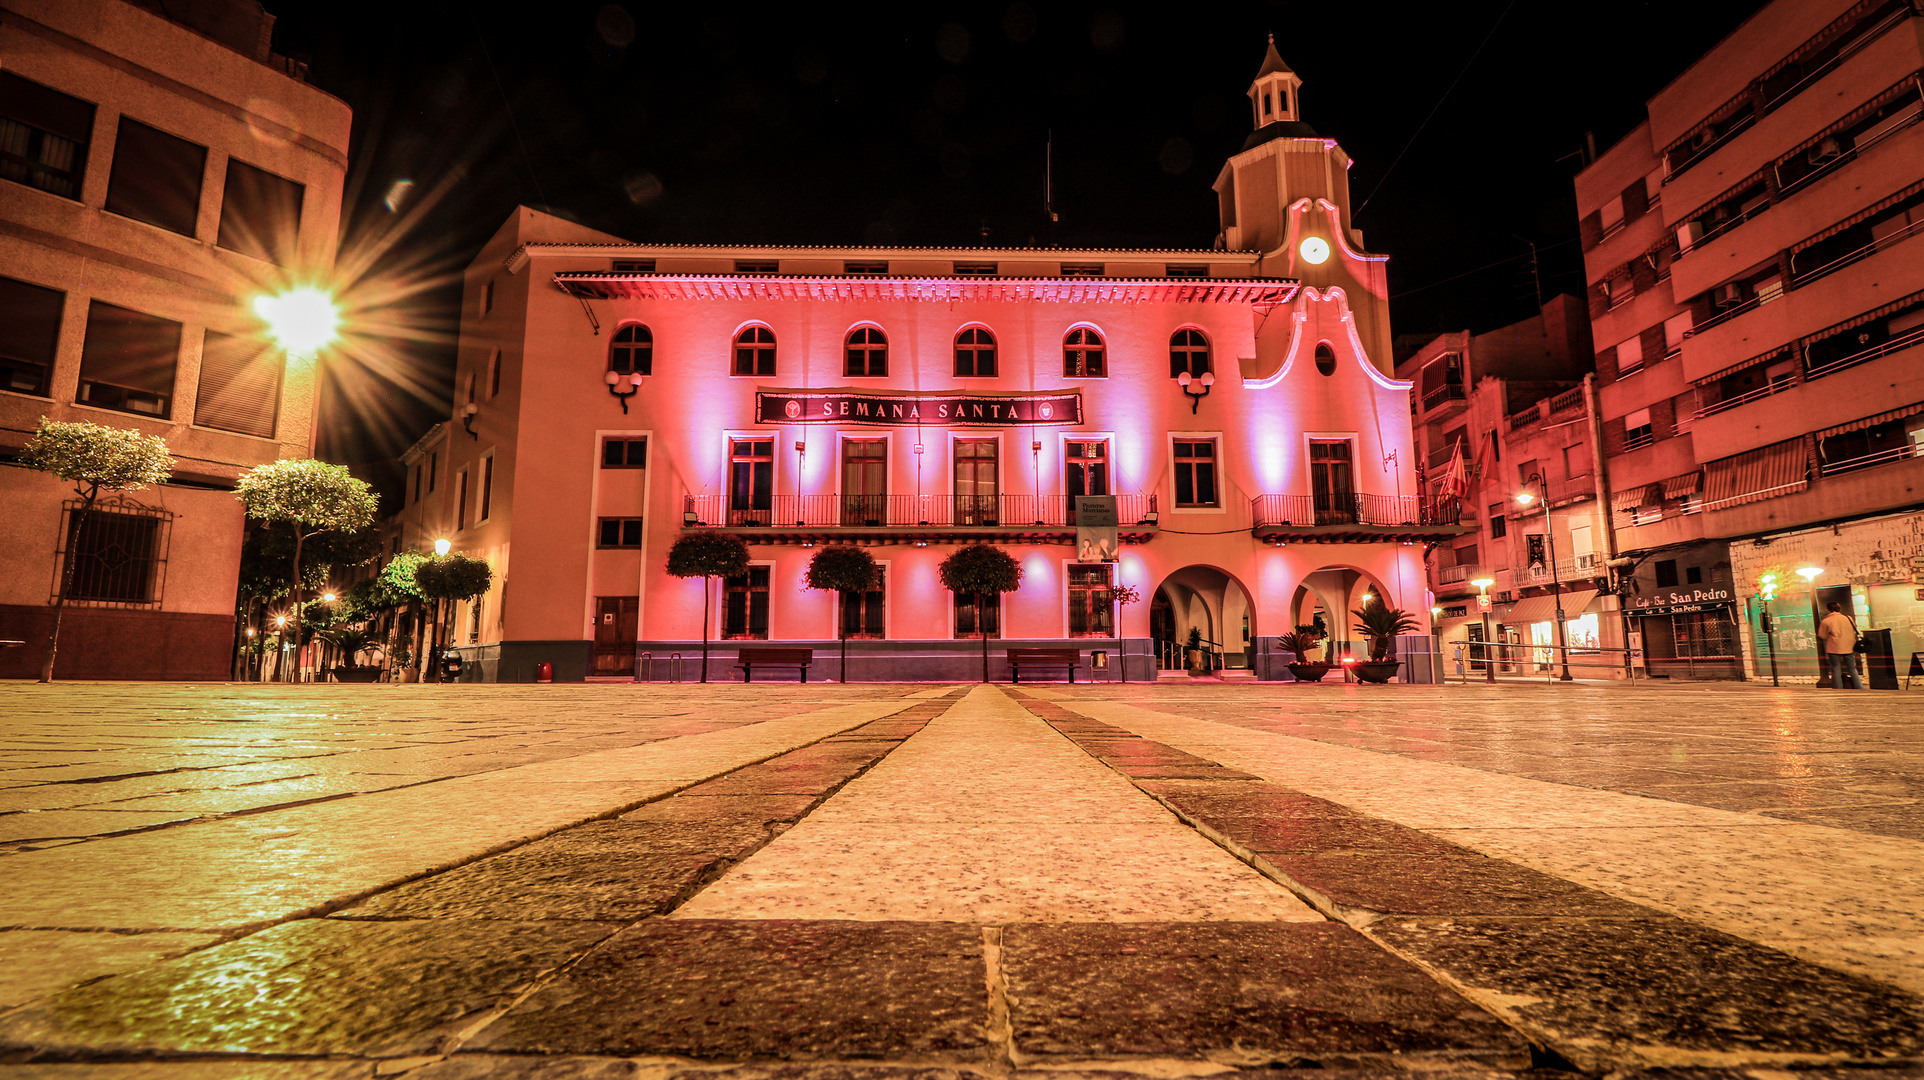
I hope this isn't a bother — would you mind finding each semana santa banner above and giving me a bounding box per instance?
[756,390,1083,426]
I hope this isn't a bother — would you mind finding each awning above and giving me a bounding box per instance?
[1693,344,1793,388]
[1612,484,1660,512]
[1505,589,1599,625]
[1703,438,1808,511]
[1814,401,1924,440]
[1662,471,1702,499]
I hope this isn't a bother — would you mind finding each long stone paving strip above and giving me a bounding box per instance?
[1050,696,1924,999]
[0,698,922,934]
[672,685,1317,923]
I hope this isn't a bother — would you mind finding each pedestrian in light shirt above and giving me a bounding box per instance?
[1816,601,1862,690]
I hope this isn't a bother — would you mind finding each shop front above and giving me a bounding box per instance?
[1623,588,1743,680]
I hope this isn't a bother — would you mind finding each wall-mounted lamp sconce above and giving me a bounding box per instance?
[460,402,479,439]
[604,370,643,413]
[1176,370,1215,413]
[914,539,929,548]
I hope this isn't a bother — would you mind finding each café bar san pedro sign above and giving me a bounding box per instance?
[756,389,1084,426]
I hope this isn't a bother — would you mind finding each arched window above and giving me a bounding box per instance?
[733,326,775,376]
[1063,327,1105,378]
[1169,328,1209,379]
[1314,342,1337,376]
[845,326,888,377]
[610,324,652,376]
[954,327,996,378]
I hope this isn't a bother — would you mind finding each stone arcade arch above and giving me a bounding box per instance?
[1150,565,1258,672]
[1290,564,1395,661]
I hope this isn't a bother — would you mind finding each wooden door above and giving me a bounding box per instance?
[593,595,639,674]
[953,439,997,524]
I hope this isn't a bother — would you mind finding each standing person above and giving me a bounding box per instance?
[1816,601,1863,689]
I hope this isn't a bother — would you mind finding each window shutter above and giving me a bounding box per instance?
[194,330,281,437]
[1631,257,1658,291]
[1622,178,1648,221]
[1639,324,1667,364]
[1596,344,1618,379]
[105,118,206,237]
[79,301,179,393]
[1579,211,1604,249]
[1616,334,1644,371]
[1588,282,1610,319]
[217,158,304,265]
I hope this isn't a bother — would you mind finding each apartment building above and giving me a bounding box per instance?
[0,0,351,679]
[1398,297,1620,676]
[1574,0,1924,683]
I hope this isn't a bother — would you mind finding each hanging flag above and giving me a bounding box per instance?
[1438,439,1470,499]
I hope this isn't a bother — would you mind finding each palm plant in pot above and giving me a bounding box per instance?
[1184,627,1211,674]
[322,626,381,682]
[1276,626,1332,682]
[1350,598,1420,683]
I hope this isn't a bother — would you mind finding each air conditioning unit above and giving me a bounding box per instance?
[1706,204,1733,224]
[1677,221,1705,252]
[1712,282,1745,307]
[1807,137,1843,166]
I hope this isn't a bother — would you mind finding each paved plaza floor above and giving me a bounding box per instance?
[0,679,1920,1078]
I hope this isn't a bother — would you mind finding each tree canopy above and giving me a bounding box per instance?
[666,531,751,579]
[19,418,172,494]
[235,459,379,536]
[938,544,1022,596]
[804,545,878,594]
[415,553,494,603]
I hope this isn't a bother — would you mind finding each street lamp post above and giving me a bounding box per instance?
[1517,473,1573,682]
[1471,577,1496,683]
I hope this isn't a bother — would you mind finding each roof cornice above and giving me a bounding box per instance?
[550,274,1299,305]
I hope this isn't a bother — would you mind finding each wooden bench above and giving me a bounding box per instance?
[737,647,814,683]
[1007,648,1080,683]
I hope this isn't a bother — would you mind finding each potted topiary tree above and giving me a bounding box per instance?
[1185,627,1210,674]
[804,545,878,683]
[414,552,494,683]
[937,544,1022,682]
[665,531,751,683]
[1351,598,1420,683]
[322,626,381,682]
[1275,630,1332,682]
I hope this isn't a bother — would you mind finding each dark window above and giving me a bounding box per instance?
[612,259,655,272]
[729,438,774,525]
[1488,504,1507,539]
[610,323,652,376]
[733,326,775,376]
[1060,263,1104,277]
[428,452,438,493]
[723,565,770,638]
[601,437,648,468]
[1314,342,1337,376]
[1165,265,1209,278]
[955,591,1000,638]
[63,508,162,603]
[1066,440,1109,500]
[0,72,94,200]
[0,273,64,396]
[1655,559,1679,587]
[77,301,179,418]
[456,469,469,531]
[1820,416,1912,472]
[105,117,205,236]
[841,566,886,639]
[597,518,645,547]
[1064,327,1105,378]
[954,327,996,377]
[194,331,280,437]
[411,465,421,504]
[841,438,887,525]
[1170,328,1210,378]
[953,438,998,525]
[488,349,502,397]
[953,262,997,275]
[479,456,494,521]
[480,279,494,316]
[1173,439,1217,507]
[844,261,888,275]
[734,260,778,273]
[1310,440,1355,523]
[1067,563,1115,637]
[1686,565,1703,584]
[845,326,888,377]
[216,158,303,264]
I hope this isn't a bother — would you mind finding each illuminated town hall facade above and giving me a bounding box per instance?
[427,42,1466,681]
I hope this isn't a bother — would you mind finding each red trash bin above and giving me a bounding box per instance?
[536,661,553,684]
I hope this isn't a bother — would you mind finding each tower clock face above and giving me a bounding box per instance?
[1299,236,1331,265]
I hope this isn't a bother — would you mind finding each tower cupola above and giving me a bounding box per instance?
[1247,34,1302,127]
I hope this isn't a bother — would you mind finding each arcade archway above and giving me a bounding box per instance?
[1290,565,1394,659]
[1150,565,1256,671]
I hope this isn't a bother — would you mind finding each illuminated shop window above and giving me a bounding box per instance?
[611,323,652,376]
[1173,439,1218,507]
[733,326,775,376]
[954,327,996,377]
[1063,327,1105,378]
[1169,328,1210,379]
[845,327,888,377]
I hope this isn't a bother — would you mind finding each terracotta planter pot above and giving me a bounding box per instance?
[1286,661,1333,682]
[1353,660,1401,683]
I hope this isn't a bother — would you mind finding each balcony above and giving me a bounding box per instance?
[681,493,1159,545]
[1250,494,1472,544]
[1512,554,1606,589]
[1420,383,1466,414]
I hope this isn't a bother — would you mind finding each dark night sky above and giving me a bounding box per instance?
[267,0,1766,504]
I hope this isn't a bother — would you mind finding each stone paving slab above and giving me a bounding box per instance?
[0,919,617,1059]
[999,922,1529,1067]
[0,931,220,1010]
[469,920,989,1060]
[1370,917,1924,1070]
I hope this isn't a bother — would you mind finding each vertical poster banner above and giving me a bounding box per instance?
[1075,495,1119,562]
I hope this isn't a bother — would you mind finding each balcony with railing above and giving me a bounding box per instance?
[681,492,1160,544]
[1250,493,1472,544]
[1512,553,1605,588]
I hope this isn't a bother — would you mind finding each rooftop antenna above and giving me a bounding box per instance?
[1045,129,1059,228]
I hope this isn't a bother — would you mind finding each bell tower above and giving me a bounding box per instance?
[1247,35,1302,128]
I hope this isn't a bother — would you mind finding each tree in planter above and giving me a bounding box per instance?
[380,552,430,679]
[17,418,174,683]
[413,553,494,682]
[235,460,378,681]
[804,545,878,683]
[665,531,750,683]
[937,544,1022,683]
[1351,598,1421,661]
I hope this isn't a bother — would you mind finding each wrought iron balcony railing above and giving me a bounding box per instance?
[682,492,1158,530]
[1250,493,1452,528]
